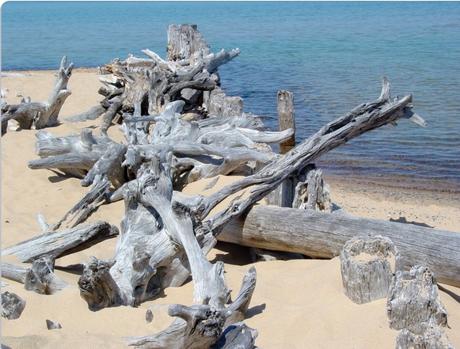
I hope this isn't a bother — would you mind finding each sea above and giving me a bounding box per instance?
[2,2,460,192]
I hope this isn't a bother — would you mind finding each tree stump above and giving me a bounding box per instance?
[1,291,26,320]
[340,236,399,304]
[387,266,448,331]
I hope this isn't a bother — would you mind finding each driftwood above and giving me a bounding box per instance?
[219,206,460,287]
[2,221,118,263]
[46,319,62,330]
[1,291,26,320]
[340,236,399,304]
[396,324,454,349]
[1,56,73,135]
[8,24,432,348]
[387,266,453,349]
[277,90,295,154]
[387,266,448,331]
[1,257,67,294]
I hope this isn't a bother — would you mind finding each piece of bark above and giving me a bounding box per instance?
[2,221,119,263]
[292,167,331,212]
[1,291,26,320]
[219,205,460,287]
[212,322,258,349]
[46,319,62,330]
[24,256,67,294]
[387,266,448,331]
[340,236,399,304]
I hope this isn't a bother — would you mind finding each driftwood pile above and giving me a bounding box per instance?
[2,24,457,348]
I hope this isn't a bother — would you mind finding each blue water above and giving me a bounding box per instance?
[3,2,460,190]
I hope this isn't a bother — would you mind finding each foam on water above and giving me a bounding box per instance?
[2,2,460,190]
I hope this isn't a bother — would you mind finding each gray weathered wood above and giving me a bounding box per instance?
[387,266,448,331]
[1,56,73,135]
[1,291,26,320]
[293,167,331,211]
[277,90,295,154]
[46,319,62,330]
[387,266,453,349]
[340,236,399,304]
[167,24,210,62]
[219,206,460,287]
[197,78,424,235]
[213,322,258,349]
[2,221,119,263]
[1,257,67,294]
[396,324,453,349]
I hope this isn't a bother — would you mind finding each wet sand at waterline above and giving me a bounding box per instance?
[1,70,459,348]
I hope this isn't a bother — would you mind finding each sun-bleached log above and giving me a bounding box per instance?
[1,56,73,135]
[2,221,119,263]
[219,205,460,287]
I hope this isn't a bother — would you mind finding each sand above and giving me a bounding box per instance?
[1,69,459,348]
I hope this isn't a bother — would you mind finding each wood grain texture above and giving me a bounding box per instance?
[219,206,460,287]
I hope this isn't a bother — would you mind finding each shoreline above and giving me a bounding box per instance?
[2,68,459,196]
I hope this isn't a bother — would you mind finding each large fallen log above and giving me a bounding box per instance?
[219,205,460,287]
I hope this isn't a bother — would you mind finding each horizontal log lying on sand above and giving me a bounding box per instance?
[2,221,119,263]
[219,205,460,287]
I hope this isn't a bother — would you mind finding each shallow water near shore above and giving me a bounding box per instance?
[2,2,460,190]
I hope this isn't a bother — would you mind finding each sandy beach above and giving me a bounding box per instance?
[1,69,459,348]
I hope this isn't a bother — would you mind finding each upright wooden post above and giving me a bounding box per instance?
[277,90,295,154]
[273,90,296,207]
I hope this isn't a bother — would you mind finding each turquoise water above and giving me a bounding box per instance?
[3,2,460,190]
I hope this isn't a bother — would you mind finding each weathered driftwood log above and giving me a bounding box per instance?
[219,206,460,287]
[2,221,118,263]
[340,236,399,304]
[387,266,453,349]
[1,291,26,320]
[1,257,67,294]
[1,56,73,135]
